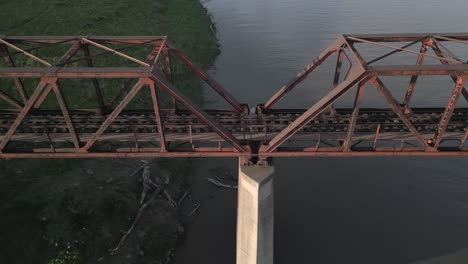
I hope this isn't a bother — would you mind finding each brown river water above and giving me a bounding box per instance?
[172,0,468,263]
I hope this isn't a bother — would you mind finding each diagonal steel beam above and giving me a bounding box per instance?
[81,38,150,67]
[262,68,368,153]
[367,38,426,65]
[342,80,366,151]
[0,79,48,151]
[150,69,246,152]
[1,44,28,103]
[151,38,166,65]
[0,39,51,66]
[33,84,52,109]
[34,41,84,108]
[459,128,468,150]
[81,79,145,151]
[370,78,431,149]
[167,42,244,113]
[342,35,368,71]
[50,80,80,149]
[0,90,23,109]
[431,40,468,102]
[403,39,433,112]
[148,80,167,151]
[107,43,164,110]
[264,38,344,109]
[433,77,465,148]
[55,40,82,66]
[347,36,462,64]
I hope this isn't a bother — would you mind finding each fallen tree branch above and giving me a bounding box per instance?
[188,203,200,217]
[110,167,165,255]
[206,177,237,189]
[164,190,178,208]
[129,160,149,178]
[177,191,189,207]
[140,166,151,204]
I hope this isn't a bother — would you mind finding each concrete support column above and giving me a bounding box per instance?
[236,159,274,264]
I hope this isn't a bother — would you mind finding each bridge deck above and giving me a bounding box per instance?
[1,34,468,160]
[0,108,466,139]
[0,108,467,156]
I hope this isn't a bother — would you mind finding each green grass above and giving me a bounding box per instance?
[0,0,219,263]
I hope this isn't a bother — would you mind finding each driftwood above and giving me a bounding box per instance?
[188,203,200,217]
[206,177,238,189]
[177,191,189,207]
[148,177,178,208]
[140,166,151,204]
[129,160,149,178]
[110,166,165,255]
[164,190,178,208]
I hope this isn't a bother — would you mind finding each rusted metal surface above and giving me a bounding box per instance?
[0,35,467,162]
[167,41,244,112]
[402,39,432,112]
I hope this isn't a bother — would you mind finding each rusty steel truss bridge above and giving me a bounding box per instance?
[0,33,468,163]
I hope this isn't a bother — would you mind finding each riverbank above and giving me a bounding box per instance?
[0,0,219,263]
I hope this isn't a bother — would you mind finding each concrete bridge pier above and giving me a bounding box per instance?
[237,159,275,264]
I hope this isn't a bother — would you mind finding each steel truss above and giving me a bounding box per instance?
[0,34,467,163]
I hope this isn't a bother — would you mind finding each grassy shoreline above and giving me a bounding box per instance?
[0,0,219,263]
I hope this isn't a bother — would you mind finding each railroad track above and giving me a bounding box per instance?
[0,108,467,143]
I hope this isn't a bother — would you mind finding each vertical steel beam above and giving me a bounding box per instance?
[163,47,177,110]
[82,44,106,112]
[0,79,48,151]
[50,80,80,149]
[81,79,145,151]
[333,49,345,87]
[371,78,430,148]
[148,80,167,151]
[1,45,28,103]
[342,81,366,151]
[132,127,140,152]
[327,49,345,115]
[433,77,465,147]
[163,48,174,82]
[403,39,432,112]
